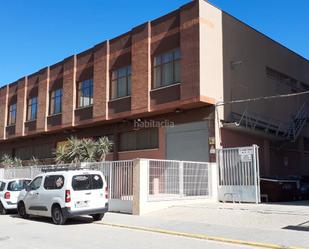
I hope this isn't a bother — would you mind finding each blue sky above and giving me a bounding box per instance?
[0,0,308,86]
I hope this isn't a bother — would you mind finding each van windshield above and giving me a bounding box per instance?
[8,180,31,191]
[72,174,103,191]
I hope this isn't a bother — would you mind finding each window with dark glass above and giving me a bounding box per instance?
[153,48,180,89]
[77,79,93,107]
[119,128,158,151]
[8,103,17,125]
[50,89,62,115]
[111,66,131,99]
[72,174,103,191]
[27,97,38,121]
[44,175,65,190]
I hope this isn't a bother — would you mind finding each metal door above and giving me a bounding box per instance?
[217,145,260,203]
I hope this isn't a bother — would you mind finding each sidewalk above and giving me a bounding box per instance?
[99,201,309,249]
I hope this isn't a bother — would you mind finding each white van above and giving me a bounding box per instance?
[17,169,109,225]
[0,178,32,214]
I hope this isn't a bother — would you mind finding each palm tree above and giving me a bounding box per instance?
[55,136,112,164]
[96,137,113,161]
[1,154,23,168]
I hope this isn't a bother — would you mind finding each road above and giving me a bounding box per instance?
[0,214,256,249]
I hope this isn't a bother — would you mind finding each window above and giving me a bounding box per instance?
[72,174,103,191]
[50,89,62,115]
[77,79,93,107]
[7,180,31,191]
[119,128,159,151]
[29,177,42,191]
[154,48,180,89]
[44,175,65,190]
[266,67,298,92]
[8,103,17,125]
[27,97,38,121]
[0,182,5,191]
[111,66,131,99]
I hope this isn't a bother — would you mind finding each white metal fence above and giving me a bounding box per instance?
[0,159,215,214]
[0,161,134,213]
[147,159,211,201]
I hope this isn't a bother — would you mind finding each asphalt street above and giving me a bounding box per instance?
[0,214,257,249]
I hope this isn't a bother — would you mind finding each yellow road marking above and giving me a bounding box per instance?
[97,222,304,249]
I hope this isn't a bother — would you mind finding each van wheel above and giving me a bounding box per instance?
[91,213,104,221]
[17,202,29,219]
[0,202,7,215]
[52,206,66,225]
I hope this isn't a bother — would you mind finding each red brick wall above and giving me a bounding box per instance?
[180,1,200,100]
[62,56,76,127]
[131,22,151,114]
[0,0,210,144]
[15,78,27,136]
[93,42,109,120]
[0,86,8,139]
[37,68,49,132]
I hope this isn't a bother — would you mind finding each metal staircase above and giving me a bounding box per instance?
[284,102,307,142]
[229,102,307,142]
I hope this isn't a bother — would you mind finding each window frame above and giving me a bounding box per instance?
[29,176,43,191]
[27,96,38,121]
[43,175,65,190]
[77,79,93,108]
[110,65,132,100]
[49,88,63,115]
[8,103,17,125]
[0,182,6,192]
[153,48,181,89]
[119,128,159,152]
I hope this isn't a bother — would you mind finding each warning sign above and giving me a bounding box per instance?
[239,148,253,162]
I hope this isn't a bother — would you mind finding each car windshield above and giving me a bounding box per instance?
[7,180,31,191]
[72,174,103,191]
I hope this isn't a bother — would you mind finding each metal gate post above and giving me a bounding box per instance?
[252,144,260,204]
[179,161,184,197]
[254,144,261,203]
[109,162,112,199]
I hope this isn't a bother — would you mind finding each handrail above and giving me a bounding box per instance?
[230,101,307,142]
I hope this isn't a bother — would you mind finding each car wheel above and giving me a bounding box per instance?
[17,202,29,219]
[0,202,7,215]
[52,206,66,225]
[91,213,105,221]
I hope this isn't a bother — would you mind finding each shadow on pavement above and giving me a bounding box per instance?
[282,220,309,232]
[267,200,309,207]
[9,214,94,225]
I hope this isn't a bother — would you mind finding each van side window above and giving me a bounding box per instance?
[29,177,43,191]
[44,175,65,190]
[0,182,5,191]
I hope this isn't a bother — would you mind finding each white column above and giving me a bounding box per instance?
[209,163,219,202]
[132,158,149,215]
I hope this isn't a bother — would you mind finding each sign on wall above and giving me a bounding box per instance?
[238,148,253,162]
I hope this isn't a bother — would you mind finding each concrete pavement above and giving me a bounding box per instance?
[100,201,309,249]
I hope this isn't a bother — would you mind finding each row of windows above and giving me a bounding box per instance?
[7,48,181,125]
[9,128,159,161]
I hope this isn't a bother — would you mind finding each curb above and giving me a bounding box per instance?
[97,222,305,249]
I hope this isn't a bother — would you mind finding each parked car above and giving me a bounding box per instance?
[17,168,109,225]
[0,178,32,214]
